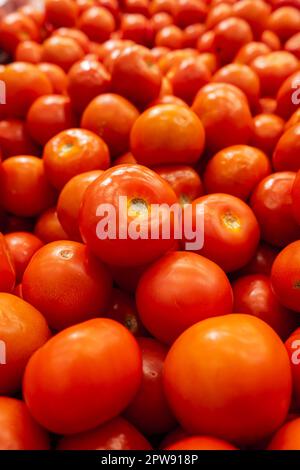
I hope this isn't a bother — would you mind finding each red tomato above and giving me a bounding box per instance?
[250,172,300,247]
[107,288,145,336]
[78,6,116,42]
[4,232,43,282]
[165,436,237,450]
[45,0,79,28]
[267,6,300,42]
[0,397,49,450]
[154,165,203,203]
[276,70,300,120]
[52,27,90,53]
[232,0,271,39]
[214,17,253,64]
[234,41,271,65]
[285,31,300,58]
[163,314,292,446]
[120,14,154,47]
[22,240,112,330]
[172,0,207,28]
[273,124,300,172]
[268,418,300,450]
[250,113,285,155]
[0,12,40,55]
[0,233,16,293]
[136,251,233,344]
[42,36,85,72]
[155,25,184,49]
[34,207,69,243]
[58,417,151,450]
[0,119,38,159]
[23,318,142,434]
[37,63,68,95]
[15,40,42,64]
[125,337,176,434]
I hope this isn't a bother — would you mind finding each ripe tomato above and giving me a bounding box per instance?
[271,240,300,312]
[0,63,52,118]
[0,397,49,450]
[23,318,142,434]
[81,93,139,157]
[43,128,109,190]
[34,207,69,243]
[45,0,79,28]
[192,83,253,153]
[42,36,85,72]
[0,12,40,55]
[130,104,205,166]
[0,119,38,159]
[15,40,42,64]
[285,329,300,410]
[182,24,205,48]
[267,6,300,42]
[165,436,237,450]
[0,293,50,395]
[111,46,162,108]
[120,14,154,47]
[0,156,56,217]
[57,170,104,241]
[214,17,253,64]
[232,0,271,39]
[234,41,271,65]
[136,251,233,344]
[185,193,260,272]
[172,0,207,28]
[107,288,145,336]
[261,29,281,51]
[155,165,203,204]
[78,6,116,42]
[285,31,300,58]
[125,337,176,434]
[268,418,300,450]
[0,233,16,293]
[155,25,183,49]
[286,109,300,130]
[203,145,271,200]
[238,242,278,277]
[276,70,300,120]
[250,113,285,155]
[67,59,111,114]
[22,240,112,330]
[157,49,197,74]
[80,164,178,266]
[163,314,292,446]
[251,172,300,247]
[27,95,77,147]
[52,27,91,53]
[273,124,300,171]
[58,417,151,450]
[37,63,68,95]
[4,232,43,282]
[233,274,297,340]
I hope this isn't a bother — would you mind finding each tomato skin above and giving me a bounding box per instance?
[285,329,300,410]
[192,83,253,154]
[0,397,49,450]
[4,232,43,282]
[37,63,68,95]
[58,417,151,450]
[43,128,109,190]
[45,0,79,29]
[214,17,253,65]
[163,314,292,446]
[271,241,300,312]
[136,252,233,344]
[23,318,142,435]
[233,274,297,340]
[42,36,85,73]
[250,113,285,156]
[120,14,154,47]
[285,31,300,59]
[232,0,271,40]
[203,145,271,201]
[0,119,39,159]
[154,165,203,203]
[155,25,184,49]
[80,164,178,267]
[185,193,260,273]
[15,41,42,64]
[0,293,50,395]
[79,6,116,43]
[273,124,300,172]
[234,41,271,65]
[34,207,69,243]
[0,233,16,293]
[22,241,112,331]
[165,436,238,450]
[52,27,91,53]
[250,172,300,247]
[0,156,56,218]
[0,12,40,55]
[130,104,205,166]
[267,6,300,42]
[267,418,300,450]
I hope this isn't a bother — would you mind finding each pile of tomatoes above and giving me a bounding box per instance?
[0,0,300,452]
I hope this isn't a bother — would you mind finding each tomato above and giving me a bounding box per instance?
[233,274,297,340]
[165,436,237,450]
[125,337,176,434]
[261,29,281,50]
[37,63,68,95]
[149,94,188,108]
[157,48,197,74]
[192,83,253,154]
[0,156,56,218]
[250,51,299,97]
[120,14,154,47]
[42,36,85,72]
[163,314,292,446]
[234,41,271,65]
[149,0,174,16]
[258,96,277,114]
[130,104,205,166]
[15,41,42,64]
[268,418,300,450]
[285,31,300,58]
[286,109,300,130]
[205,3,233,30]
[238,242,278,277]
[107,288,145,336]
[58,417,151,450]
[251,172,300,247]
[67,59,111,114]
[155,25,184,49]
[43,128,109,190]
[136,252,233,344]
[0,293,50,394]
[155,165,203,204]
[271,240,300,312]
[285,329,300,410]
[232,0,271,39]
[250,113,285,155]
[274,124,300,171]
[166,56,211,105]
[203,145,271,200]
[81,93,139,157]
[212,63,260,112]
[57,170,104,241]
[185,193,260,272]
[267,6,300,42]
[52,27,90,53]
[4,232,43,282]
[23,318,142,434]
[0,63,52,119]
[0,12,40,55]
[182,24,205,48]
[0,119,38,159]
[78,6,116,42]
[18,5,45,27]
[276,71,300,120]
[45,0,79,28]
[27,95,77,147]
[0,397,49,450]
[214,17,253,64]
[34,207,68,243]
[172,0,207,28]
[0,233,16,293]
[151,12,173,34]
[22,240,112,330]
[80,164,178,266]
